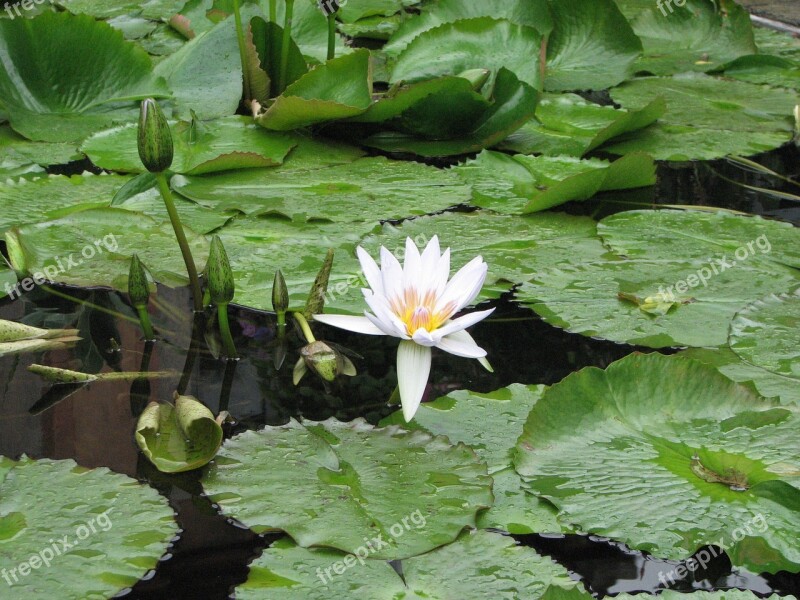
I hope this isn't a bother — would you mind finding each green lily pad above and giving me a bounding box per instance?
[136,395,224,473]
[82,116,297,174]
[361,68,540,157]
[598,209,800,270]
[0,12,168,143]
[0,266,17,300]
[499,94,666,157]
[255,49,372,130]
[202,418,493,560]
[517,258,800,348]
[380,384,563,534]
[0,125,81,168]
[628,0,756,76]
[337,14,403,41]
[730,292,800,381]
[383,0,553,57]
[0,456,177,597]
[544,0,641,92]
[455,150,655,214]
[389,17,544,90]
[337,0,405,24]
[238,530,579,599]
[171,156,470,222]
[5,207,209,290]
[56,0,186,20]
[720,55,800,92]
[678,347,800,406]
[514,352,800,574]
[754,27,800,62]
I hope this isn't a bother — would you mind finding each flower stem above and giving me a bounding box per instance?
[217,303,238,359]
[278,0,295,93]
[293,312,316,344]
[136,305,156,341]
[269,0,277,22]
[232,0,252,104]
[155,172,203,312]
[326,13,336,60]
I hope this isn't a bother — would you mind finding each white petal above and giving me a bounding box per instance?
[436,308,495,338]
[411,328,438,347]
[356,246,383,295]
[435,257,487,314]
[403,237,421,280]
[428,247,450,298]
[436,329,487,358]
[397,341,431,422]
[380,246,404,302]
[418,235,441,291]
[312,314,385,336]
[365,293,408,338]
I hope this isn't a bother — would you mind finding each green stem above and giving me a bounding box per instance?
[136,305,156,340]
[269,0,277,22]
[155,172,203,312]
[217,303,238,359]
[292,312,315,344]
[232,0,252,104]
[278,0,295,93]
[326,13,336,61]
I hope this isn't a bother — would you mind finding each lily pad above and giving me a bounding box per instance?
[514,352,800,574]
[730,292,800,381]
[0,11,168,142]
[628,0,756,76]
[255,49,372,130]
[56,0,186,20]
[389,17,544,90]
[136,395,224,473]
[238,530,579,599]
[5,208,209,290]
[499,94,666,157]
[82,116,297,174]
[0,125,81,168]
[0,456,177,597]
[171,156,471,222]
[720,55,800,92]
[380,384,563,534]
[678,347,800,406]
[544,0,641,92]
[598,209,800,270]
[455,150,655,214]
[517,257,800,348]
[202,418,493,560]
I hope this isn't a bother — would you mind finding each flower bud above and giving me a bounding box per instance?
[294,340,356,384]
[138,98,174,173]
[128,254,151,307]
[305,248,334,319]
[207,236,235,305]
[272,269,289,313]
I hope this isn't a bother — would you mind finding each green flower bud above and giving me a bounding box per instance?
[138,98,174,173]
[207,235,235,305]
[298,340,356,383]
[128,254,151,307]
[304,248,334,319]
[272,269,289,313]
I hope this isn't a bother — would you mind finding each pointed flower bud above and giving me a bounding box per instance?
[297,340,356,383]
[304,248,334,319]
[128,254,151,307]
[138,98,173,173]
[207,236,235,305]
[272,269,289,313]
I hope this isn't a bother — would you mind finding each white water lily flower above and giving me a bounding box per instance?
[314,236,494,421]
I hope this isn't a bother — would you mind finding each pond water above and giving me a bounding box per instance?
[1,145,799,598]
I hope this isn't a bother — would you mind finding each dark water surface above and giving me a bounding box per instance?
[1,146,800,598]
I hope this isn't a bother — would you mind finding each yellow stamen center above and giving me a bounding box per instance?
[389,287,456,336]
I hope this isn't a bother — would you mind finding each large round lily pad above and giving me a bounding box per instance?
[0,456,177,597]
[514,352,800,574]
[238,530,579,600]
[380,384,563,534]
[202,418,493,560]
[730,292,800,381]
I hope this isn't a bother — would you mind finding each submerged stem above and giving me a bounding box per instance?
[278,0,295,93]
[155,172,203,312]
[326,13,336,60]
[217,303,238,360]
[136,305,156,341]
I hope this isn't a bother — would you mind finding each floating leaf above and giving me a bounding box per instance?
[0,125,81,168]
[514,352,800,574]
[82,116,297,174]
[238,530,578,599]
[202,418,492,559]
[0,456,177,597]
[56,0,187,20]
[499,94,665,157]
[136,395,224,473]
[381,384,563,534]
[730,292,800,381]
[455,150,655,214]
[0,12,168,142]
[720,55,800,92]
